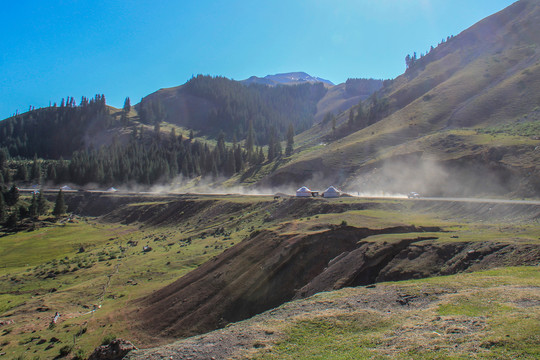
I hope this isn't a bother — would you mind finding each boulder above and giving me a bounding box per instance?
[88,339,137,360]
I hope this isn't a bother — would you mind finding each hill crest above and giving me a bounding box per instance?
[241,72,334,86]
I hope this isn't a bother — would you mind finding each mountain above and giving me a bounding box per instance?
[313,78,384,122]
[241,71,334,86]
[139,75,328,144]
[261,0,540,197]
[139,74,381,143]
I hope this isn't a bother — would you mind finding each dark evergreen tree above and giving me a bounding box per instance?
[0,148,8,168]
[15,164,28,182]
[29,193,38,218]
[5,211,18,228]
[348,109,354,128]
[31,154,40,182]
[0,192,5,223]
[275,134,282,159]
[123,97,131,113]
[245,119,255,161]
[5,184,19,207]
[37,190,47,216]
[169,128,177,143]
[258,146,265,164]
[18,204,29,219]
[234,144,243,172]
[2,167,11,183]
[267,129,276,162]
[154,120,161,137]
[285,123,294,156]
[355,103,365,123]
[47,163,57,183]
[53,190,66,217]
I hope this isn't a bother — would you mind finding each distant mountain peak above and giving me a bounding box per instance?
[242,72,334,86]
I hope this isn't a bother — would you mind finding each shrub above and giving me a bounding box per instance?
[72,349,86,360]
[101,334,116,346]
[58,345,72,357]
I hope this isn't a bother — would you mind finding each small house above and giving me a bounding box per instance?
[296,186,312,197]
[323,186,340,198]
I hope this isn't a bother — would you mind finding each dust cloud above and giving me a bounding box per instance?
[345,156,519,198]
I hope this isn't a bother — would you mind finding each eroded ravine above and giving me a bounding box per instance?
[132,225,540,339]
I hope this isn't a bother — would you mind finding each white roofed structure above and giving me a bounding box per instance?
[323,186,340,198]
[296,186,312,197]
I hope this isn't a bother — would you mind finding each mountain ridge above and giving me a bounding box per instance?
[241,71,335,86]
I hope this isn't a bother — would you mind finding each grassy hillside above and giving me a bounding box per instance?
[261,0,540,198]
[251,266,540,359]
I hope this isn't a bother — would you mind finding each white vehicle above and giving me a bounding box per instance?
[407,192,420,199]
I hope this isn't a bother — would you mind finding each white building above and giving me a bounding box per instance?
[296,186,312,197]
[323,186,340,198]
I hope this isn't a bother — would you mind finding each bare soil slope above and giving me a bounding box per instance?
[133,224,539,339]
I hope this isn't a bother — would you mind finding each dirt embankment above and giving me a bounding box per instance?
[62,193,181,217]
[132,225,539,340]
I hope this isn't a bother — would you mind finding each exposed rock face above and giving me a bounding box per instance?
[87,339,137,360]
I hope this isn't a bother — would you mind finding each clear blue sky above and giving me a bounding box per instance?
[0,0,517,119]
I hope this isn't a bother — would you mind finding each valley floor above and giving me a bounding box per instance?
[0,193,538,359]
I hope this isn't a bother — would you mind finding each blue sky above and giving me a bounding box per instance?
[0,0,516,119]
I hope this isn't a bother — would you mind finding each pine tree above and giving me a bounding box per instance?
[286,123,294,156]
[5,184,19,207]
[31,154,40,182]
[245,119,254,161]
[37,190,47,216]
[355,103,364,123]
[16,164,28,181]
[275,135,282,158]
[234,144,243,172]
[267,129,276,162]
[0,192,5,223]
[123,97,131,113]
[3,167,11,183]
[5,211,18,228]
[154,120,161,138]
[257,146,265,164]
[29,193,38,218]
[52,190,66,217]
[348,109,354,128]
[0,148,8,168]
[217,131,226,160]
